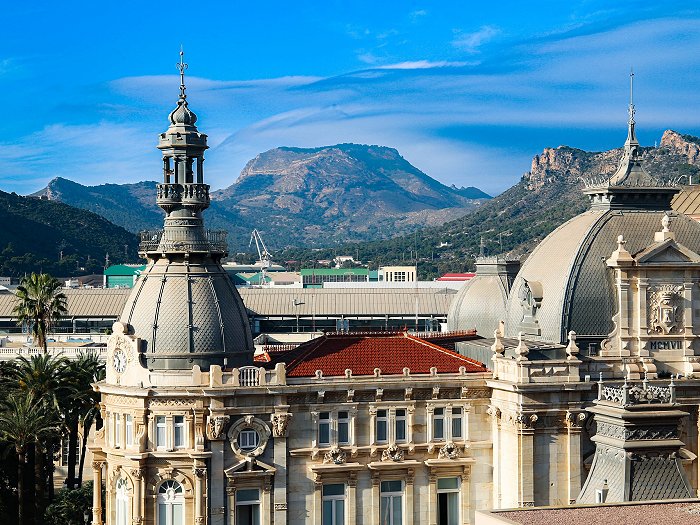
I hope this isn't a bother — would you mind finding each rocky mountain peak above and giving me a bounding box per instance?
[661,130,700,165]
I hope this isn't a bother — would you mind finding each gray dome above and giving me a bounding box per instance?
[447,257,519,335]
[121,257,253,370]
[503,209,700,344]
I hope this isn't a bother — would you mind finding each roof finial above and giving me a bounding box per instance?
[479,236,486,257]
[628,67,635,127]
[177,46,189,99]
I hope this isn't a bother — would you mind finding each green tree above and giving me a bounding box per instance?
[0,392,59,525]
[44,480,95,525]
[65,351,105,489]
[13,273,67,353]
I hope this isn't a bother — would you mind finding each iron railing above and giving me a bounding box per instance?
[139,229,228,254]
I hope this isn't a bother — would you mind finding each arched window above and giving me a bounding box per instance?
[115,478,129,525]
[157,480,184,525]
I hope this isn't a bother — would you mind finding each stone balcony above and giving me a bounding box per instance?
[156,183,210,207]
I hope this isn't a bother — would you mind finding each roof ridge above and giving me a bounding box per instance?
[285,334,330,372]
[405,333,486,368]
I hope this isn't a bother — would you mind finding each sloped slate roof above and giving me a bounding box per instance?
[672,185,700,217]
[272,331,486,377]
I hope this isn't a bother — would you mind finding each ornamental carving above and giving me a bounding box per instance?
[130,468,143,480]
[207,415,230,440]
[323,447,347,465]
[438,442,460,460]
[565,411,587,429]
[597,421,678,441]
[381,444,404,462]
[192,467,207,478]
[271,413,292,437]
[647,284,684,335]
[148,398,191,407]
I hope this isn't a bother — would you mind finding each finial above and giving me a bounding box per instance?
[177,46,189,99]
[515,331,529,361]
[566,330,579,360]
[661,213,670,233]
[628,67,635,126]
[479,236,486,257]
[617,234,625,248]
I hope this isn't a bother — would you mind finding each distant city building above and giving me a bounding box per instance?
[380,265,417,283]
[301,268,369,288]
[103,264,146,288]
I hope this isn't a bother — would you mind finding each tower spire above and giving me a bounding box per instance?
[626,67,637,146]
[177,46,188,100]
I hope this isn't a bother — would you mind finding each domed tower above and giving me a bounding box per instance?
[501,73,700,348]
[118,51,253,370]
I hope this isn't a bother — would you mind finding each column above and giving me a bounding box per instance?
[211,441,226,525]
[193,466,207,524]
[348,473,358,525]
[371,473,380,525]
[566,412,584,504]
[273,414,289,525]
[461,469,471,525]
[262,481,272,525]
[428,473,438,525]
[517,414,537,507]
[92,461,104,525]
[131,468,143,525]
[406,468,415,525]
[313,478,322,525]
[226,485,236,525]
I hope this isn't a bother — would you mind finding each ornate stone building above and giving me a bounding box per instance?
[91,60,700,525]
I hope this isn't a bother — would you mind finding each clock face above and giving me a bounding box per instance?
[113,349,127,374]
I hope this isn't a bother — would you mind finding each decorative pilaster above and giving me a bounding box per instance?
[428,473,438,525]
[92,461,105,525]
[406,468,415,525]
[130,468,143,524]
[193,466,207,524]
[565,411,586,504]
[347,473,358,525]
[515,412,538,507]
[272,408,291,525]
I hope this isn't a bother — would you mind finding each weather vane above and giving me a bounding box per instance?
[177,46,188,98]
[628,67,635,125]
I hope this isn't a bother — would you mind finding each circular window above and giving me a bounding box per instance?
[227,416,270,457]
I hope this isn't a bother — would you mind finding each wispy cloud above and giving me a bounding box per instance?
[377,60,471,69]
[452,25,501,53]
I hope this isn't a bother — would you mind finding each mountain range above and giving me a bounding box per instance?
[278,130,700,277]
[34,144,490,251]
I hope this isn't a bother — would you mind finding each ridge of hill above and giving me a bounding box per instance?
[34,144,490,251]
[278,130,700,277]
[0,190,138,277]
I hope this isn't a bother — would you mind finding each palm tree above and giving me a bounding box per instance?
[8,354,71,508]
[0,392,59,525]
[65,351,105,488]
[13,273,67,353]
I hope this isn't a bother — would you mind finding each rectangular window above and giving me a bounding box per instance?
[125,415,133,447]
[437,477,460,525]
[155,416,166,449]
[338,411,350,445]
[376,409,388,443]
[451,408,463,440]
[174,416,185,448]
[395,409,406,443]
[319,412,331,446]
[236,488,261,525]
[239,429,259,451]
[433,408,444,440]
[322,484,345,525]
[380,480,403,525]
[114,414,122,448]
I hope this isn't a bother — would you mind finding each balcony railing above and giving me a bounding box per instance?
[139,229,228,254]
[156,183,210,205]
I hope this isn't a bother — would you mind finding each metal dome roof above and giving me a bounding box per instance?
[503,209,700,344]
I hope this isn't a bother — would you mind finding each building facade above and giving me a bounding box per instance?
[91,61,700,525]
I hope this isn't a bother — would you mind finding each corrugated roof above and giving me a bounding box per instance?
[238,287,455,316]
[0,288,132,319]
[300,268,368,276]
[0,286,455,319]
[273,331,486,377]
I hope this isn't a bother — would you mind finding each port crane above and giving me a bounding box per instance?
[249,229,273,286]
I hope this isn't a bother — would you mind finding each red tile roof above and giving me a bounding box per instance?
[276,331,486,377]
[436,273,476,281]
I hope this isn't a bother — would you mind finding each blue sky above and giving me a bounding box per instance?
[1,1,699,195]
